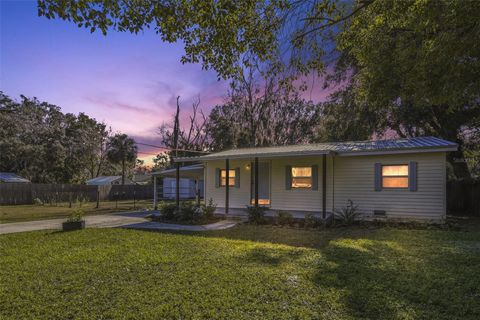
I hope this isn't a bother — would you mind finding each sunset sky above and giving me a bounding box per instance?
[0,0,331,164]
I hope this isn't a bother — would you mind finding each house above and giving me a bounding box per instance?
[0,172,30,183]
[86,176,134,185]
[174,137,457,222]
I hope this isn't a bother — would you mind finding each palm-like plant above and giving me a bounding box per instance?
[106,134,137,185]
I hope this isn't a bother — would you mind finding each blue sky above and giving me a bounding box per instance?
[0,0,228,161]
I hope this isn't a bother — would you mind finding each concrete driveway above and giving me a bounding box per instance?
[0,212,148,235]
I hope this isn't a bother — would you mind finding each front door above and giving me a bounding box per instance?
[251,161,270,205]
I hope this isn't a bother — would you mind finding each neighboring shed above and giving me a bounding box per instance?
[86,176,134,185]
[0,172,30,183]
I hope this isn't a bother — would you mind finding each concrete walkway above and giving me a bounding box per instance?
[0,211,239,234]
[0,213,147,235]
[122,219,239,232]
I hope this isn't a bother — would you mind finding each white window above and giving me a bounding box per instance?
[291,167,312,189]
[382,165,409,188]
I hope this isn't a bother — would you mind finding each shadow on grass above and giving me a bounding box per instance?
[143,224,480,319]
[313,237,480,319]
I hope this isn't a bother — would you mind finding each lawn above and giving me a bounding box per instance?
[0,200,152,223]
[1,223,479,319]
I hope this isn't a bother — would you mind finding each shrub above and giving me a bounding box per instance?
[304,213,320,228]
[160,202,178,220]
[33,198,43,206]
[201,198,217,219]
[277,211,294,226]
[246,205,268,224]
[179,202,203,222]
[334,200,361,225]
[66,209,84,222]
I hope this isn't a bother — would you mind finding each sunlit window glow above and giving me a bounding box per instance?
[382,165,409,188]
[291,166,312,188]
[220,169,235,186]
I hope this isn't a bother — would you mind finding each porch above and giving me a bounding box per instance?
[214,207,334,222]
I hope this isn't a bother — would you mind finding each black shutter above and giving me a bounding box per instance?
[311,165,318,190]
[409,161,417,191]
[374,163,382,191]
[215,168,220,188]
[285,165,292,190]
[234,167,240,188]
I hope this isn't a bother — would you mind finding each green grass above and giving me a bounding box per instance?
[1,224,479,319]
[0,200,153,223]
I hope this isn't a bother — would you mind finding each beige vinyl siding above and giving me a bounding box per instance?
[270,156,325,211]
[204,160,251,208]
[332,152,446,221]
[204,152,447,221]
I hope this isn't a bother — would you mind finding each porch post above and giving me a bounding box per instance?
[175,162,180,210]
[254,157,259,207]
[195,179,200,206]
[322,154,327,219]
[153,175,158,210]
[225,158,229,215]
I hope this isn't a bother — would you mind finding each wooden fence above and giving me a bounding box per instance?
[0,183,153,205]
[447,180,480,216]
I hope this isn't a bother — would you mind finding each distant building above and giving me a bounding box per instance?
[86,176,134,185]
[132,174,152,185]
[0,172,30,183]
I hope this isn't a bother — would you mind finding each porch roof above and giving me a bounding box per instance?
[174,136,457,162]
[151,164,204,179]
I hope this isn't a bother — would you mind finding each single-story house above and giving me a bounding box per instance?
[0,172,30,183]
[175,136,457,222]
[86,176,134,185]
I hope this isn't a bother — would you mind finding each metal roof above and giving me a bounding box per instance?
[175,136,457,162]
[152,164,204,179]
[86,176,123,185]
[0,172,30,183]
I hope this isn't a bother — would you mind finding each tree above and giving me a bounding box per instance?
[0,92,113,183]
[328,0,480,178]
[106,134,138,184]
[207,73,322,150]
[39,0,480,178]
[158,96,209,160]
[152,153,170,171]
[315,86,377,142]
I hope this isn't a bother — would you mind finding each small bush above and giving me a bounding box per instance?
[179,202,203,222]
[33,198,43,206]
[277,211,294,226]
[201,198,217,219]
[66,209,84,222]
[334,200,361,225]
[160,202,178,220]
[304,213,320,228]
[246,205,268,224]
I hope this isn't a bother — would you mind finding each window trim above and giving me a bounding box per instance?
[381,164,409,189]
[219,169,236,187]
[291,166,313,189]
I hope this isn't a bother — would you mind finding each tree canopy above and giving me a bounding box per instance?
[0,92,138,183]
[38,0,480,178]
